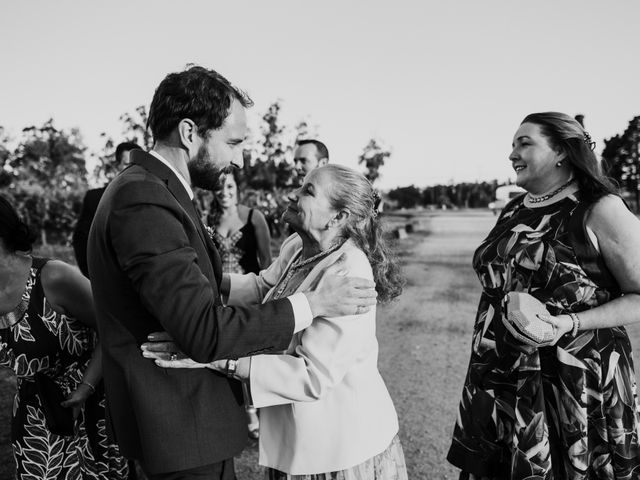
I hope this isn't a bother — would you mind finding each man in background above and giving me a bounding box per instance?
[292,139,329,183]
[72,141,141,277]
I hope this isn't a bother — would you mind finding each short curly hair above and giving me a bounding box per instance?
[147,65,253,141]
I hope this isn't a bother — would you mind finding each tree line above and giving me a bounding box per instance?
[2,111,639,245]
[385,115,640,211]
[0,101,392,244]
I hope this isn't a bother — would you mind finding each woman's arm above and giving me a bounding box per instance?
[143,247,376,406]
[544,195,640,337]
[252,209,272,269]
[41,261,101,409]
[226,234,301,306]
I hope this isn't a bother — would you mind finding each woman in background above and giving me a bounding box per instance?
[448,112,640,479]
[0,195,128,479]
[206,169,272,439]
[208,170,272,275]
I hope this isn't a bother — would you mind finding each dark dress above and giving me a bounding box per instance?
[0,257,128,479]
[210,209,261,275]
[447,194,640,480]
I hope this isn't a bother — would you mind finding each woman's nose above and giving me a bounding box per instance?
[508,148,518,162]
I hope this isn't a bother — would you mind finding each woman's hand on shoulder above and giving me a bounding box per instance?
[587,194,640,294]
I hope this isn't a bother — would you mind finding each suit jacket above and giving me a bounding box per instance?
[87,150,296,474]
[228,236,399,474]
[72,187,105,277]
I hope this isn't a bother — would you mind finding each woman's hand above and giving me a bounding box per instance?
[537,314,573,345]
[142,332,251,379]
[141,331,209,369]
[61,383,93,419]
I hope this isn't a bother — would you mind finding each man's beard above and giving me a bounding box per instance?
[187,144,232,191]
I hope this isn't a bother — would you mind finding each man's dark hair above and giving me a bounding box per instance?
[115,142,141,164]
[148,65,253,142]
[297,139,329,161]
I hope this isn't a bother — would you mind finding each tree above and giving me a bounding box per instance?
[358,138,390,184]
[387,185,423,209]
[0,127,13,188]
[602,116,640,210]
[94,105,153,183]
[239,101,299,236]
[3,120,88,244]
[242,101,297,191]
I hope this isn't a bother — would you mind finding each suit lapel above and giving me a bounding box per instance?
[131,151,222,285]
[194,199,223,285]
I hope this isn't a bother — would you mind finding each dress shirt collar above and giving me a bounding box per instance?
[148,150,194,200]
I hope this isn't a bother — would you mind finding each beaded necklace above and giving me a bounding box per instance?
[272,241,344,300]
[526,178,575,204]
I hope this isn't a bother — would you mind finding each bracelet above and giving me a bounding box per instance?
[568,312,581,337]
[81,380,96,394]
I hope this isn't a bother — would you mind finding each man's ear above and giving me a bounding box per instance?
[178,119,197,149]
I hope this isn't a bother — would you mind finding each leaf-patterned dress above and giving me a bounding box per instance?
[0,257,128,479]
[447,194,640,480]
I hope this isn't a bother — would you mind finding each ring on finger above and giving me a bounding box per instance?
[170,353,178,361]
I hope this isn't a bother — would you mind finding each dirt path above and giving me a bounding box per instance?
[380,212,495,479]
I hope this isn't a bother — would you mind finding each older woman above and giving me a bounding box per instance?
[0,196,128,479]
[143,164,407,479]
[447,112,640,479]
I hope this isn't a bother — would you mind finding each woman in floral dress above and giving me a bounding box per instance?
[0,195,128,479]
[447,112,640,479]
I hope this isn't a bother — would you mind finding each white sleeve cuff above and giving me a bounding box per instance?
[287,292,313,333]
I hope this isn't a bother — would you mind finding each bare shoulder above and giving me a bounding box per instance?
[250,208,267,224]
[587,195,635,230]
[237,204,250,221]
[40,260,82,290]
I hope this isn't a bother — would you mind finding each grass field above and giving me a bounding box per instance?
[2,211,640,479]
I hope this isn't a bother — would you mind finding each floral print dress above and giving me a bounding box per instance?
[447,194,640,480]
[0,257,128,479]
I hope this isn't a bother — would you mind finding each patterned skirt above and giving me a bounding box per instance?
[264,435,407,480]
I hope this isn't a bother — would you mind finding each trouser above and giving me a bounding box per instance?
[142,458,236,480]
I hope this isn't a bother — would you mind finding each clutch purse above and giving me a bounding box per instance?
[34,372,75,436]
[502,292,555,347]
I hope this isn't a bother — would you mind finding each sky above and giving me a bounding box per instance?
[1,1,639,190]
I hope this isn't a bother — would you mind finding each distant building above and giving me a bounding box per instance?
[489,185,525,214]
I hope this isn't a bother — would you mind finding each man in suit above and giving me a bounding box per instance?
[72,141,141,277]
[87,66,376,480]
